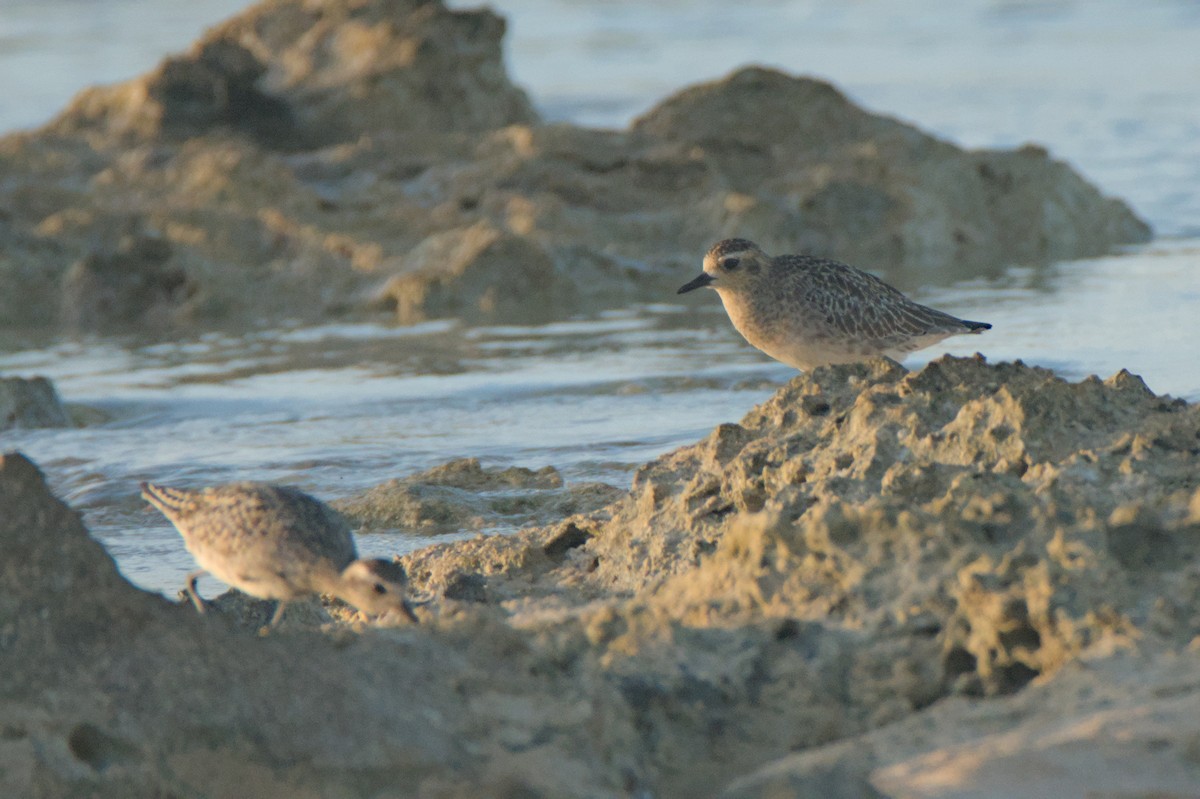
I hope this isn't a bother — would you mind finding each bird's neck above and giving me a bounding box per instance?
[717,289,770,344]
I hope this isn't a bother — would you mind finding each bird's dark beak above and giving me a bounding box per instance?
[400,599,419,624]
[677,272,716,294]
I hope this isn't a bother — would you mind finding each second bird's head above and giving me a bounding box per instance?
[677,238,769,296]
[336,558,419,623]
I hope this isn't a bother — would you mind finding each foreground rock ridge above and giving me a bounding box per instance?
[0,0,1149,333]
[5,356,1200,797]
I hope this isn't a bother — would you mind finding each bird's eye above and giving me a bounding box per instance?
[372,583,388,595]
[722,257,740,271]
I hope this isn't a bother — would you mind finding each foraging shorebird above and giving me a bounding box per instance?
[142,481,418,627]
[678,239,991,370]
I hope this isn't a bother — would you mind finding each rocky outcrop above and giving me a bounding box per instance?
[49,0,536,147]
[372,223,567,324]
[8,357,1199,796]
[400,356,1200,795]
[0,376,70,430]
[579,356,1199,693]
[722,653,1200,799]
[0,0,1149,334]
[333,456,621,533]
[59,233,194,332]
[632,68,1151,273]
[0,452,644,797]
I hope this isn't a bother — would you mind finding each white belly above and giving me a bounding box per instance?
[718,291,954,370]
[189,544,306,601]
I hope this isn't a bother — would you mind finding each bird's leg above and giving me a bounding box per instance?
[268,600,290,629]
[182,571,208,614]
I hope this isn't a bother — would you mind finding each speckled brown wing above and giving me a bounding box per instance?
[240,484,358,568]
[143,482,358,572]
[780,255,973,347]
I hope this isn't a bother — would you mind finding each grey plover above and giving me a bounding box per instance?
[678,239,991,370]
[142,481,418,626]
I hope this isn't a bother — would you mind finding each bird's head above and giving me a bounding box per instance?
[336,558,419,622]
[677,238,770,296]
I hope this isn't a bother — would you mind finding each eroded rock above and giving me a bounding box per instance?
[334,456,620,533]
[3,355,1200,796]
[60,233,194,331]
[575,358,1198,697]
[0,1,1150,333]
[723,654,1200,799]
[633,69,1151,272]
[0,376,70,430]
[395,357,1200,794]
[0,452,646,797]
[373,224,565,323]
[50,0,536,148]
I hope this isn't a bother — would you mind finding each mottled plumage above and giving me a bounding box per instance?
[142,481,417,625]
[678,239,990,370]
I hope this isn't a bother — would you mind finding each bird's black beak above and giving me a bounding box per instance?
[677,272,716,294]
[400,599,419,624]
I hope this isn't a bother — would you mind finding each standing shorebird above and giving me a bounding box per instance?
[142,481,418,627]
[678,239,991,370]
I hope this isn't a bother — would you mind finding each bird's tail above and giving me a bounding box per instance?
[140,482,197,517]
[961,320,992,333]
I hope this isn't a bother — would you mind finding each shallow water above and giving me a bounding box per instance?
[1,0,1198,596]
[4,245,1197,594]
[1,307,787,592]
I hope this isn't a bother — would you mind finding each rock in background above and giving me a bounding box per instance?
[0,375,71,430]
[333,456,620,534]
[0,0,1150,334]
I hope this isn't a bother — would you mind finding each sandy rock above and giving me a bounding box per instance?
[60,233,194,331]
[722,654,1200,799]
[373,223,566,323]
[0,451,646,797]
[369,65,1151,319]
[0,2,1150,333]
[579,357,1198,694]
[55,38,297,147]
[50,0,536,148]
[0,376,71,430]
[4,354,1200,796]
[720,740,885,799]
[408,456,566,491]
[394,357,1200,795]
[631,68,1151,275]
[334,456,621,533]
